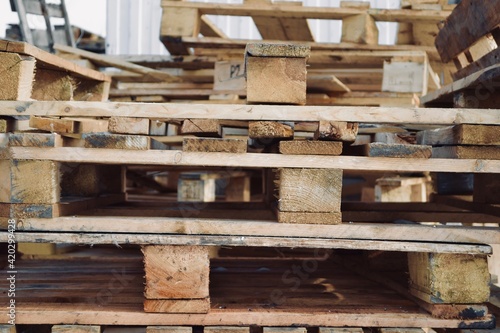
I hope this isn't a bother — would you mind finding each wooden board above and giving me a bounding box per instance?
[279,140,342,155]
[417,124,500,146]
[347,143,432,158]
[54,44,179,83]
[249,121,294,139]
[181,119,221,137]
[2,101,500,125]
[52,325,100,333]
[183,138,247,153]
[0,40,109,82]
[432,146,500,160]
[277,211,342,225]
[341,14,378,45]
[162,1,451,24]
[4,147,500,173]
[108,117,150,135]
[314,121,358,141]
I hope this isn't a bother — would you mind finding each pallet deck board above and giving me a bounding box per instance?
[6,216,498,246]
[1,101,500,125]
[3,147,500,173]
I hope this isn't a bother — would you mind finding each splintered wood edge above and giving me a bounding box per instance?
[245,43,311,58]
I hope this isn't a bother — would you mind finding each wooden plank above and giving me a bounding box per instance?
[0,160,59,204]
[314,121,358,141]
[249,121,294,139]
[4,231,493,255]
[4,303,496,327]
[108,117,150,135]
[161,1,451,23]
[0,194,125,219]
[12,216,500,245]
[319,329,363,333]
[29,116,109,134]
[347,143,432,158]
[183,138,247,153]
[8,132,63,147]
[277,168,342,213]
[53,44,180,83]
[160,7,200,37]
[66,133,155,150]
[434,0,500,63]
[143,245,210,299]
[0,41,109,82]
[408,252,490,304]
[181,119,221,137]
[205,327,249,333]
[279,140,342,155]
[144,299,210,314]
[432,146,500,160]
[52,325,100,333]
[3,101,500,125]
[246,57,307,105]
[277,211,342,225]
[0,53,35,100]
[263,328,306,333]
[5,147,500,173]
[417,125,500,146]
[147,327,192,333]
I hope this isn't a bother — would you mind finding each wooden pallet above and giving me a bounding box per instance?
[159,0,452,55]
[434,0,500,81]
[0,246,494,328]
[0,40,110,101]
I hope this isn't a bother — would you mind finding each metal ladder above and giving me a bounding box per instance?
[9,0,75,52]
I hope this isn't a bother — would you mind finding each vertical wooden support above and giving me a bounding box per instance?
[0,160,60,204]
[277,168,342,224]
[143,245,210,313]
[160,7,200,55]
[0,52,35,101]
[225,176,251,202]
[408,252,490,304]
[245,43,310,105]
[178,174,216,202]
[52,325,101,333]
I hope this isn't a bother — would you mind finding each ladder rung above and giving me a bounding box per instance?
[19,0,64,18]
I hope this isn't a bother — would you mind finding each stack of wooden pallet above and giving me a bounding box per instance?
[0,38,499,331]
[0,1,499,332]
[95,0,458,105]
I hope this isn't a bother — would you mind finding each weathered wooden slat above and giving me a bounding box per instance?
[2,101,500,125]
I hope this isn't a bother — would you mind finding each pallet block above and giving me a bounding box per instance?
[245,43,310,105]
[408,252,490,304]
[178,174,217,202]
[143,245,210,313]
[0,160,60,204]
[276,168,342,224]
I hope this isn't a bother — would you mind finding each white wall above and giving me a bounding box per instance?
[0,0,106,39]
